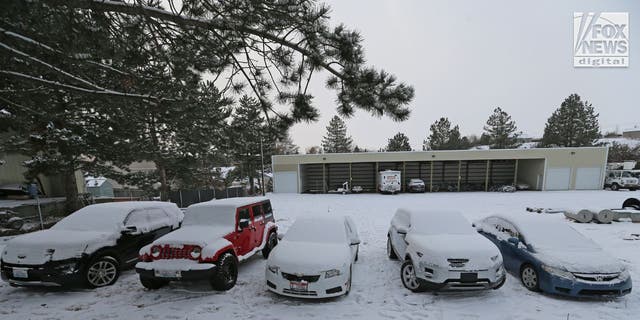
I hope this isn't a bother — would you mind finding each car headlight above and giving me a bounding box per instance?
[324,269,341,278]
[618,269,630,281]
[267,265,279,274]
[190,246,201,259]
[541,264,575,280]
[151,246,161,258]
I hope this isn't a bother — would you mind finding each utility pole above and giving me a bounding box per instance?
[260,135,266,196]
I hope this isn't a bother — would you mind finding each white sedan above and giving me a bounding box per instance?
[387,208,506,292]
[265,215,359,298]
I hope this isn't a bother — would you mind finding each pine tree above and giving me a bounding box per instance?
[273,132,300,155]
[541,94,600,147]
[385,132,412,151]
[306,146,322,154]
[606,142,640,163]
[423,118,470,150]
[483,107,520,149]
[322,116,353,153]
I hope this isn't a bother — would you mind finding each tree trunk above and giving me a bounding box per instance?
[64,170,79,214]
[158,163,169,200]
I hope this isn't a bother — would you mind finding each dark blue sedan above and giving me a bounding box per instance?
[475,215,631,298]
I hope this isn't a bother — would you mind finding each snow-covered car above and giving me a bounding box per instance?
[605,170,639,191]
[0,201,183,288]
[475,215,632,297]
[387,209,505,292]
[265,215,360,298]
[136,197,278,291]
[407,179,426,193]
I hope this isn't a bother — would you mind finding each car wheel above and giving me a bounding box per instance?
[611,183,620,191]
[210,253,238,291]
[140,276,169,290]
[401,260,425,292]
[85,255,120,288]
[387,237,398,260]
[520,264,540,292]
[262,231,278,259]
[623,198,640,210]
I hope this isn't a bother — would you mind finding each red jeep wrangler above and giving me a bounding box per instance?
[136,197,278,290]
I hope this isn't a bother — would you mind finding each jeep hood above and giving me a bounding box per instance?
[152,226,231,247]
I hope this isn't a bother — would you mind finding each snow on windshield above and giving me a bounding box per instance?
[410,211,475,235]
[182,204,235,229]
[285,217,347,244]
[52,205,127,232]
[522,221,599,250]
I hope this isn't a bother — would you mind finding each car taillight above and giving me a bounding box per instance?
[151,245,161,258]
[190,246,202,260]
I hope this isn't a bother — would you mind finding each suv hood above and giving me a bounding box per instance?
[267,240,351,274]
[407,233,500,268]
[2,229,117,265]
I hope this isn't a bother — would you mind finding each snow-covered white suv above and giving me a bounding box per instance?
[605,170,639,191]
[387,209,505,292]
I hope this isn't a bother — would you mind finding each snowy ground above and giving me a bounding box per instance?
[1,191,639,320]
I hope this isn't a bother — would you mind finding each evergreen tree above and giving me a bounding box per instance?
[606,143,640,163]
[322,116,354,153]
[273,132,300,155]
[385,132,412,151]
[541,94,600,147]
[306,146,322,154]
[423,118,470,150]
[228,96,277,194]
[483,107,520,149]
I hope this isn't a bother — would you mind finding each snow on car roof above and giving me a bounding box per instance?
[488,214,599,250]
[52,201,177,232]
[398,208,475,235]
[182,197,268,228]
[285,216,348,244]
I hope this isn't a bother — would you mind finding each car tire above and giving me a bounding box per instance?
[493,274,506,290]
[85,255,120,288]
[520,264,541,292]
[345,265,353,295]
[140,276,169,290]
[387,237,398,260]
[611,183,620,191]
[210,253,238,291]
[622,198,640,210]
[401,260,426,292]
[262,231,278,259]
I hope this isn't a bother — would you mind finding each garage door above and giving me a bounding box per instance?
[274,171,298,193]
[545,167,571,190]
[575,167,603,190]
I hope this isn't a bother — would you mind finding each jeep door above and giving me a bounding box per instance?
[251,204,265,248]
[235,206,255,256]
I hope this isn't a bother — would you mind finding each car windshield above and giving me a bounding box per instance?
[522,223,599,251]
[285,218,347,244]
[52,206,125,232]
[410,212,475,235]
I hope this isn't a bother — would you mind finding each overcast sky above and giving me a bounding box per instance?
[288,0,639,151]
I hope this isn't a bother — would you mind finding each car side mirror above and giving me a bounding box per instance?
[350,239,361,246]
[122,225,139,235]
[507,237,519,245]
[238,219,249,230]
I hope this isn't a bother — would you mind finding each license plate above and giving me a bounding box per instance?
[154,269,181,278]
[12,267,29,278]
[460,273,478,283]
[289,281,308,291]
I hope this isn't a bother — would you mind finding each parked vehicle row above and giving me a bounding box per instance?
[0,199,632,300]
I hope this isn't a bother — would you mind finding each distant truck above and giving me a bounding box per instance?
[605,170,639,191]
[378,170,401,194]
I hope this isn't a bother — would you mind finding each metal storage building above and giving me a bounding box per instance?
[271,147,608,193]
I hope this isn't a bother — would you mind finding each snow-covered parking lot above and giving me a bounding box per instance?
[1,191,639,320]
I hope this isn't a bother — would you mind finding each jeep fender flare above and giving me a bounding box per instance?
[202,238,236,262]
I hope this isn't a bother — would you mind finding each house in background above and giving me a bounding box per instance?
[622,127,640,140]
[85,176,115,198]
